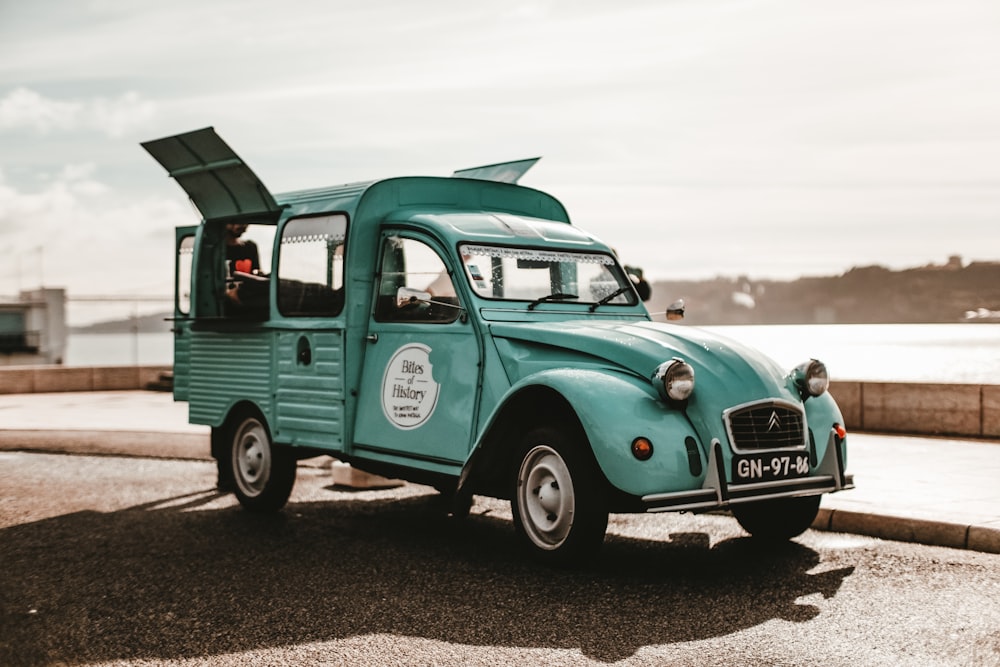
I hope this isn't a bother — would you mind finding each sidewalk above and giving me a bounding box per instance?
[1,390,998,554]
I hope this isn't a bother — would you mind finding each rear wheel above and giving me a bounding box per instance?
[732,495,821,541]
[230,414,296,512]
[511,425,608,565]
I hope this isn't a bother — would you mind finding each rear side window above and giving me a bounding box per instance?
[277,214,347,317]
[177,234,194,316]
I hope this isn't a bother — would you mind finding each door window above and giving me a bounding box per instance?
[374,237,461,324]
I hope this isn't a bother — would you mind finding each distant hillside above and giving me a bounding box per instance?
[646,259,1000,325]
[70,259,1000,331]
[71,311,174,334]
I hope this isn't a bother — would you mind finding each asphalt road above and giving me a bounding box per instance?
[2,451,999,667]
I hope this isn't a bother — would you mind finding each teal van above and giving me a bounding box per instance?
[144,128,852,564]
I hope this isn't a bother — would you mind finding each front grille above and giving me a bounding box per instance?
[724,402,805,451]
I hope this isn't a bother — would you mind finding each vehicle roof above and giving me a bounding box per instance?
[272,176,577,246]
[389,210,608,252]
[274,180,374,214]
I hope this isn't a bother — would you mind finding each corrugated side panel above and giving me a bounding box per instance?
[275,331,345,449]
[172,334,191,401]
[189,332,272,425]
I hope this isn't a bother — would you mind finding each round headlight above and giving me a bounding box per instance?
[652,359,695,402]
[800,359,829,397]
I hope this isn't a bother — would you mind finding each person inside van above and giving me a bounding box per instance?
[223,223,270,316]
[224,223,260,304]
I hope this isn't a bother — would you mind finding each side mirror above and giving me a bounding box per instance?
[666,299,685,321]
[624,264,651,302]
[396,287,431,308]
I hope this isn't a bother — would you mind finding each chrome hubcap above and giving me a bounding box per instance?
[234,419,270,497]
[517,445,575,550]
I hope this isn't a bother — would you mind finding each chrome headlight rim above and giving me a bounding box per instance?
[652,358,695,402]
[795,358,829,397]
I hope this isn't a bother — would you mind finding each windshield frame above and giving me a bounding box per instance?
[457,243,639,308]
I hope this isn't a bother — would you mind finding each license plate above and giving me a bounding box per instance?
[732,453,810,483]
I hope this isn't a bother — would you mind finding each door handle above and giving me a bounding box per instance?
[366,334,379,343]
[296,336,312,365]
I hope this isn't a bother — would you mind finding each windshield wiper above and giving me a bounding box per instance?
[589,285,631,312]
[527,292,579,310]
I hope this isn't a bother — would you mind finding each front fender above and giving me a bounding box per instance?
[803,390,848,469]
[469,368,707,498]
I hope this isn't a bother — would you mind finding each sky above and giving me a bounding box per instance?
[1,0,998,324]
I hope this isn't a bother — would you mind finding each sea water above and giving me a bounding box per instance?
[64,323,1000,384]
[702,324,1000,384]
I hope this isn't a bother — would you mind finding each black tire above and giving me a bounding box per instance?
[511,425,608,565]
[732,495,822,541]
[431,481,474,519]
[211,426,236,492]
[229,414,296,512]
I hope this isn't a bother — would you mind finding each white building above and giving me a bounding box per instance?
[0,288,67,365]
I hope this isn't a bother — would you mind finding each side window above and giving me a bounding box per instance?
[374,237,460,323]
[221,222,274,319]
[277,214,347,317]
[177,234,194,316]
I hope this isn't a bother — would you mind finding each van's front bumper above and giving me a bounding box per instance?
[641,434,853,513]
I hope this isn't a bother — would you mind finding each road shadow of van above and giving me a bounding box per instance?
[1,482,854,665]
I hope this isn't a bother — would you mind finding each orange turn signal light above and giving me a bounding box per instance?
[631,437,654,461]
[833,423,847,439]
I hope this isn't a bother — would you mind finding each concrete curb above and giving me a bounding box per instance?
[0,430,209,461]
[814,507,1000,555]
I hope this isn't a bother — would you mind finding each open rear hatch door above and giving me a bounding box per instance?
[452,157,540,184]
[142,127,281,223]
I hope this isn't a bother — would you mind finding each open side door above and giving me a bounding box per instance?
[172,225,197,401]
[142,127,281,223]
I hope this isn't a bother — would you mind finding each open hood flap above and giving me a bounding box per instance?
[141,127,281,222]
[452,157,540,184]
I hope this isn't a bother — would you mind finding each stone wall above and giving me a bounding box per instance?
[1,368,997,440]
[830,381,1000,439]
[0,366,171,394]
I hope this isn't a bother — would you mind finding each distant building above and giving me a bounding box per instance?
[0,288,67,365]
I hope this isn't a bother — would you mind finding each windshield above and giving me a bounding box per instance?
[459,244,637,306]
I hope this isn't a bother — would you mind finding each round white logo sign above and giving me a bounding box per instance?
[381,343,440,430]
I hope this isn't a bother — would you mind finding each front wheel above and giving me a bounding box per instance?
[732,495,822,541]
[511,426,608,565]
[230,414,296,512]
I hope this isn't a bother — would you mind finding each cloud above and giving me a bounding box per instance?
[0,165,190,311]
[1,0,997,311]
[0,88,79,134]
[0,163,108,229]
[0,87,156,137]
